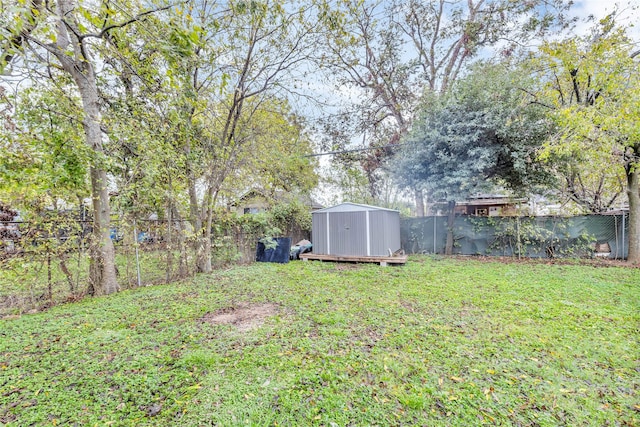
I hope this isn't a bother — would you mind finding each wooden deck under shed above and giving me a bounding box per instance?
[300,252,408,266]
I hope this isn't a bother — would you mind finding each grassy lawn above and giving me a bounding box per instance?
[0,247,198,316]
[1,256,638,426]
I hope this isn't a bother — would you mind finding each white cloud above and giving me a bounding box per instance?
[571,0,640,39]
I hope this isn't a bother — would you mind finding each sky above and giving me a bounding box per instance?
[572,0,639,38]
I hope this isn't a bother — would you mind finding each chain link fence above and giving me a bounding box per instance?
[401,214,628,259]
[1,213,628,316]
[0,216,309,316]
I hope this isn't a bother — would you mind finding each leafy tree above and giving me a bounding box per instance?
[169,0,324,273]
[0,84,89,201]
[0,83,92,291]
[220,98,318,200]
[394,63,555,253]
[0,80,92,279]
[1,0,173,294]
[533,16,640,262]
[319,0,570,212]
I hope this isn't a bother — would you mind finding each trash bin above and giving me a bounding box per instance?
[256,237,291,263]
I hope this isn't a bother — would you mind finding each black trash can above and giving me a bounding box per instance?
[256,237,291,263]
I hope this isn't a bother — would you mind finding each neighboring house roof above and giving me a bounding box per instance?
[228,189,269,207]
[314,202,399,214]
[229,189,324,210]
[310,200,325,210]
[456,197,527,207]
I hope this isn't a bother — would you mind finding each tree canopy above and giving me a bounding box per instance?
[0,0,321,290]
[318,0,571,209]
[531,15,640,261]
[393,63,555,203]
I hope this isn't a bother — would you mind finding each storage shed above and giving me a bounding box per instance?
[311,203,401,257]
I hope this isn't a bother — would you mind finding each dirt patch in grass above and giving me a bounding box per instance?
[400,300,420,313]
[201,302,279,332]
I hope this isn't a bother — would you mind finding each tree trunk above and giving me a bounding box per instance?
[626,166,640,264]
[52,0,118,295]
[415,188,425,217]
[87,165,119,295]
[75,68,118,295]
[172,205,188,278]
[194,221,211,273]
[165,203,173,283]
[200,226,212,273]
[198,197,214,274]
[445,200,455,255]
[193,209,212,273]
[58,253,75,294]
[183,142,212,273]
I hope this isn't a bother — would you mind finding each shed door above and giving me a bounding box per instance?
[328,211,367,256]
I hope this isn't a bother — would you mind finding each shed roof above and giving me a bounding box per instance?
[313,202,399,214]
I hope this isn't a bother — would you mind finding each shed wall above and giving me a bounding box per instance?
[312,207,401,257]
[368,210,401,256]
[389,211,401,252]
[312,212,328,254]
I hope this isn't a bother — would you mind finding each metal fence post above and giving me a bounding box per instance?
[433,216,437,254]
[516,216,521,259]
[622,212,626,260]
[614,215,619,259]
[134,219,141,287]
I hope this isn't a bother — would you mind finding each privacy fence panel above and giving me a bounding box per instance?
[401,214,628,259]
[401,216,449,255]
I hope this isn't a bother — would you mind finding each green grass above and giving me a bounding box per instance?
[0,247,199,315]
[1,256,639,426]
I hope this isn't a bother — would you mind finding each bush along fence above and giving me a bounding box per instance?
[0,205,311,316]
[400,214,628,259]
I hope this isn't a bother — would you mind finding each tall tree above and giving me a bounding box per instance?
[319,0,570,212]
[533,16,640,262]
[74,0,322,275]
[169,0,324,272]
[394,63,555,253]
[1,0,170,294]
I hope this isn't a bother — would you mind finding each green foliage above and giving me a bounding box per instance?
[3,0,321,276]
[208,201,312,264]
[268,200,312,235]
[393,63,556,202]
[1,258,638,425]
[530,15,640,260]
[0,85,89,206]
[532,18,637,212]
[216,98,319,199]
[474,216,596,258]
[319,0,571,200]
